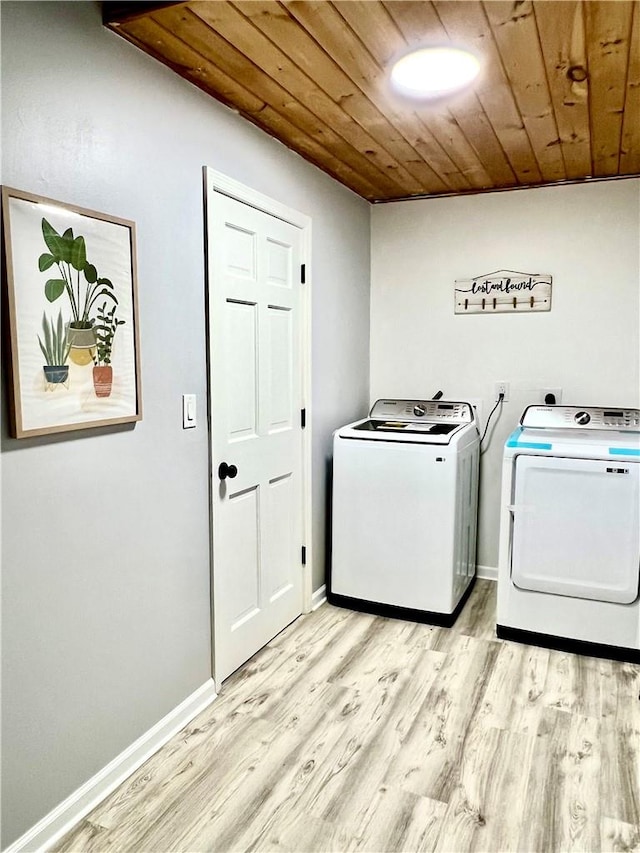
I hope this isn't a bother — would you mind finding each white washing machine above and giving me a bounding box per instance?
[329,398,480,625]
[497,404,640,663]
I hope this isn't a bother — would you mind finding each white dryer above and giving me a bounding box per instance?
[330,398,480,625]
[497,404,640,663]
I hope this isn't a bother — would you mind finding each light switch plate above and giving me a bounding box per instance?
[182,394,196,429]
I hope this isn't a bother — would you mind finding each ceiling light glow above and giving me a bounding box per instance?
[390,46,480,99]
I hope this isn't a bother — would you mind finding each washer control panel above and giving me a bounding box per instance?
[369,399,475,424]
[521,405,640,430]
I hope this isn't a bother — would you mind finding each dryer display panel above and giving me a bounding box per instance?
[510,455,640,604]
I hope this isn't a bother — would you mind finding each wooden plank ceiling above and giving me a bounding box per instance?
[104,1,640,202]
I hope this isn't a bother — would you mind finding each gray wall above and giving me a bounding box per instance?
[0,2,370,846]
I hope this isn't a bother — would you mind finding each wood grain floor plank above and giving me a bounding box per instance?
[549,651,613,719]
[210,644,440,852]
[401,621,443,651]
[53,582,640,853]
[383,635,500,802]
[556,711,601,851]
[600,662,640,828]
[267,595,359,650]
[345,785,446,852]
[518,706,573,853]
[256,810,353,853]
[601,817,640,852]
[121,680,351,853]
[206,690,360,852]
[69,716,276,850]
[475,640,550,734]
[303,651,446,828]
[231,615,383,726]
[603,659,628,705]
[450,579,498,642]
[224,608,373,714]
[225,638,444,849]
[65,704,269,837]
[518,707,602,852]
[209,643,445,852]
[433,725,535,853]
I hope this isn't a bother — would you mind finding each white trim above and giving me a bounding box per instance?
[203,170,311,230]
[5,680,217,853]
[311,584,327,611]
[301,223,313,615]
[477,564,498,581]
[203,167,313,682]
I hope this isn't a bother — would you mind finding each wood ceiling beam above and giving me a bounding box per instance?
[585,0,635,177]
[103,2,187,26]
[620,1,640,174]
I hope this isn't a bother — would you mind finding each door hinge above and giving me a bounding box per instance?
[301,408,306,429]
[301,546,307,565]
[301,263,306,284]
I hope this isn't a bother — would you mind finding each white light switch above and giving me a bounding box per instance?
[182,394,197,429]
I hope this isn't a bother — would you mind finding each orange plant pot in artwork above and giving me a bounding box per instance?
[93,365,113,398]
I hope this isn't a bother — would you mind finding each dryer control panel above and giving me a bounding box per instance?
[369,399,475,424]
[521,405,640,430]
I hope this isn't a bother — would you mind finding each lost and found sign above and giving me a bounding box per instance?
[454,270,552,314]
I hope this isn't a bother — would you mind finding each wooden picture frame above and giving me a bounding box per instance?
[2,187,142,437]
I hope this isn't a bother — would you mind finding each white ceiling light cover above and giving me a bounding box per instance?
[390,46,481,99]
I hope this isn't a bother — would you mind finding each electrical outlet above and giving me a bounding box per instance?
[494,381,510,402]
[540,387,563,405]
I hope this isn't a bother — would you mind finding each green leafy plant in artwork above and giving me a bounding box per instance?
[92,302,125,367]
[38,218,117,328]
[38,310,71,366]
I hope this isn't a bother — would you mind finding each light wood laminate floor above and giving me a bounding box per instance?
[55,581,640,853]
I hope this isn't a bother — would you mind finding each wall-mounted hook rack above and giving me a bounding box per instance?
[454,270,552,315]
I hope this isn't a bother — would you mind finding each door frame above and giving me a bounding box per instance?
[203,167,313,687]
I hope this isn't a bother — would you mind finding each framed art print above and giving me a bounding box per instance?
[2,187,142,437]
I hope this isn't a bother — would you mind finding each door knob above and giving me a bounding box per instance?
[218,462,238,481]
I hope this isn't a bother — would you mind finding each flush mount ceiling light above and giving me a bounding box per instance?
[390,46,481,99]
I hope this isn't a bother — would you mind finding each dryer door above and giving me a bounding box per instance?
[510,455,639,603]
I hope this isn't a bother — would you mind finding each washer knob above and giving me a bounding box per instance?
[413,404,426,417]
[574,411,591,425]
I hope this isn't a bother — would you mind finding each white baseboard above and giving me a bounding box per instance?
[311,584,327,610]
[6,679,217,853]
[477,564,498,581]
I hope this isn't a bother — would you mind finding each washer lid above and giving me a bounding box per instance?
[353,419,460,436]
[336,417,475,445]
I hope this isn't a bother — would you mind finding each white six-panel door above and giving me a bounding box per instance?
[206,178,309,684]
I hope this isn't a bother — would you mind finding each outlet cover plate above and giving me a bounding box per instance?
[494,381,510,402]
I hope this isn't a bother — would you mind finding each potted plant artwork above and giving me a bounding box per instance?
[38,310,71,390]
[39,218,117,366]
[3,187,142,437]
[92,301,125,398]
